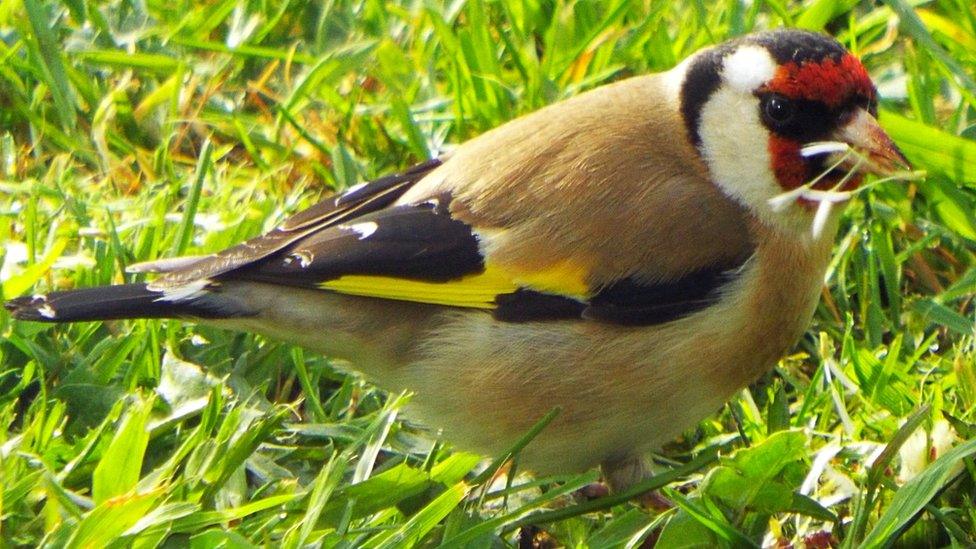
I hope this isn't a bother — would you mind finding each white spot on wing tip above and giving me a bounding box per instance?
[341,221,379,240]
[155,279,210,302]
[334,182,368,206]
[289,251,313,268]
[37,304,56,318]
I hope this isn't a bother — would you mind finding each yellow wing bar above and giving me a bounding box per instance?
[320,261,590,309]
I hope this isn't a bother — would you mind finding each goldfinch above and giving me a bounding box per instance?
[6,29,909,491]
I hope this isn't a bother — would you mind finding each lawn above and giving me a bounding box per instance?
[1,0,976,546]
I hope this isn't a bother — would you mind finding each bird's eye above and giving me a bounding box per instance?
[761,94,796,125]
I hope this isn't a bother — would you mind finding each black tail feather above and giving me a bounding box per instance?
[4,283,241,323]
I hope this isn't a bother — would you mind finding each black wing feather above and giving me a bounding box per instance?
[581,264,745,326]
[280,158,442,231]
[149,158,442,290]
[231,198,485,287]
[4,283,248,322]
[493,261,749,326]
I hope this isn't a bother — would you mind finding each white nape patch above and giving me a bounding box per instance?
[722,45,777,93]
[155,279,209,303]
[342,221,379,240]
[662,54,697,99]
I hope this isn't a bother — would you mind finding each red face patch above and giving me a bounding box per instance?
[764,54,875,109]
[768,136,805,190]
[764,53,874,200]
[769,134,864,201]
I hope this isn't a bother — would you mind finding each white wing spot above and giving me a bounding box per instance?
[290,251,313,268]
[342,221,379,240]
[334,182,367,206]
[38,304,56,318]
[155,279,209,302]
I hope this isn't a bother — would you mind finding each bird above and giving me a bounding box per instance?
[6,29,909,491]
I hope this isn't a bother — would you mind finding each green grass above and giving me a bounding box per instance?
[1,0,975,546]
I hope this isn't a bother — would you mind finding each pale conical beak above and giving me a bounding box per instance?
[832,108,912,176]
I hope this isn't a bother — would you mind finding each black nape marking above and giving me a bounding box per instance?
[493,262,747,326]
[680,45,727,149]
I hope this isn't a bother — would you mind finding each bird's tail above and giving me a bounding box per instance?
[4,283,245,323]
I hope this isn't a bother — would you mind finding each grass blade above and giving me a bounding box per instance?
[862,436,976,546]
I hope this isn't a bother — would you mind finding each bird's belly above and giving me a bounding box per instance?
[384,301,811,475]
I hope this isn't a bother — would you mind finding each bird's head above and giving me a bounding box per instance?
[677,29,910,236]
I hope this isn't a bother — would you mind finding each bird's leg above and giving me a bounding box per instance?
[571,456,645,502]
[602,453,653,493]
[599,455,673,510]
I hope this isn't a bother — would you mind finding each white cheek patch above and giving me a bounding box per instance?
[722,46,777,93]
[697,86,783,224]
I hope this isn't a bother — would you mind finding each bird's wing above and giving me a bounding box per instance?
[149,75,755,326]
[147,154,750,325]
[223,192,517,309]
[148,158,442,290]
[212,188,749,326]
